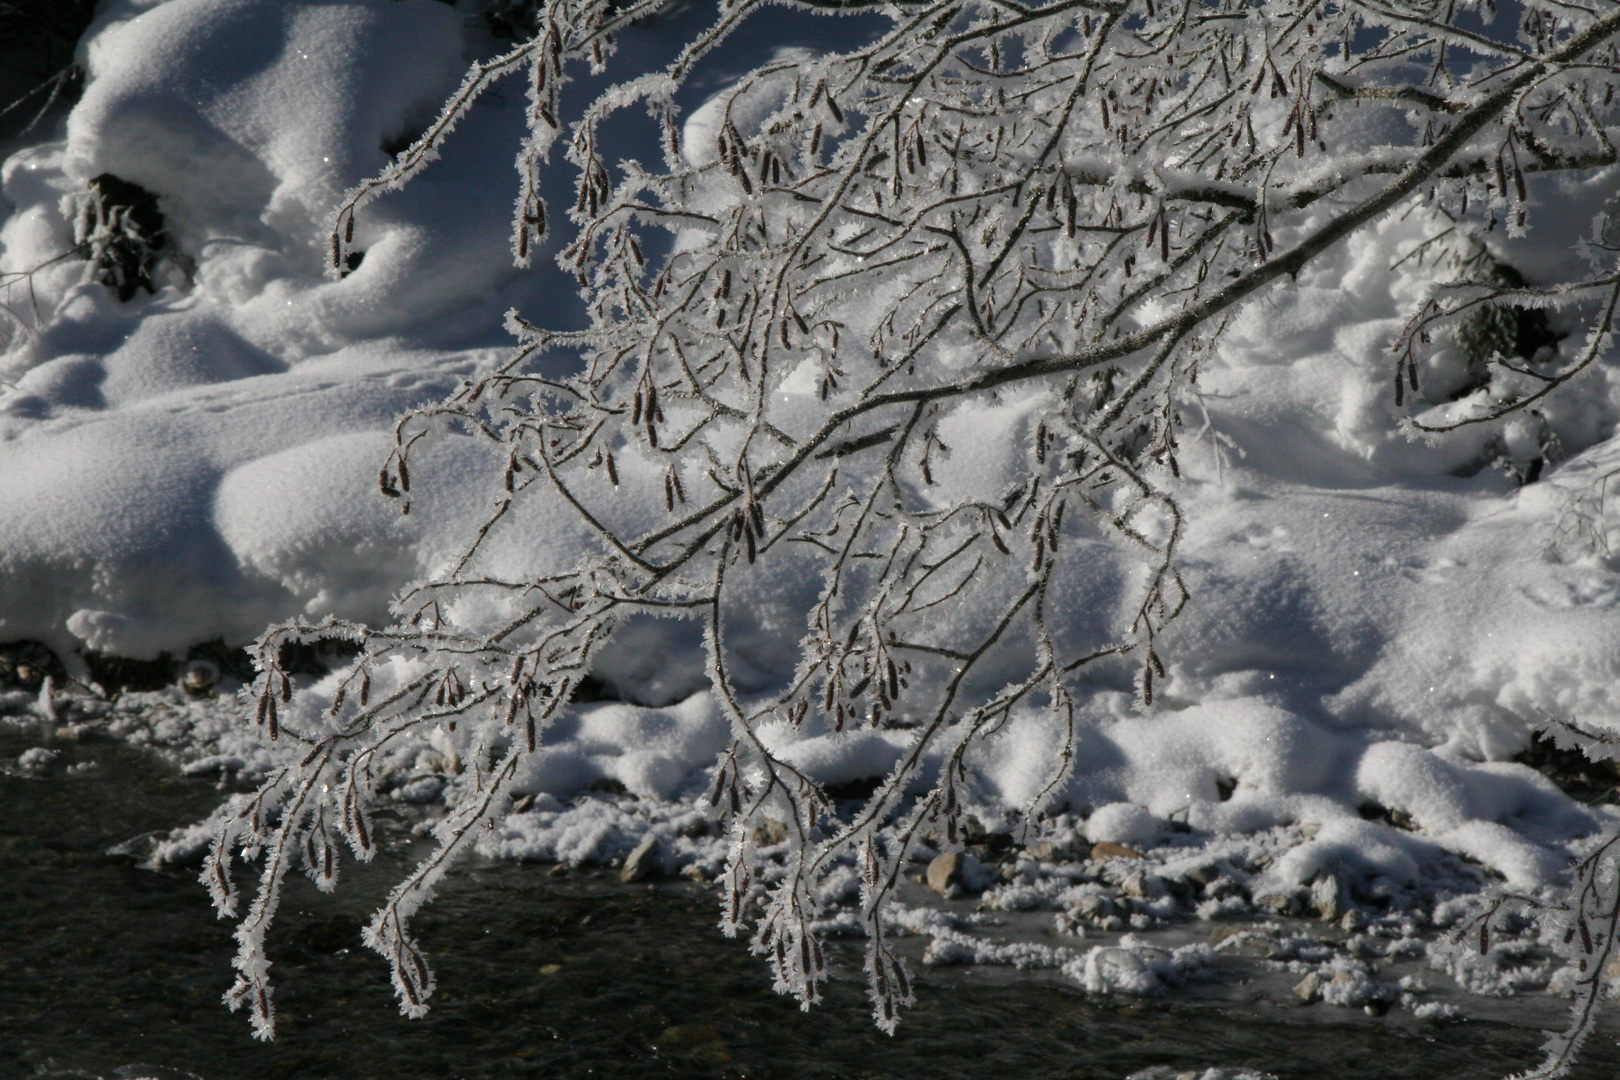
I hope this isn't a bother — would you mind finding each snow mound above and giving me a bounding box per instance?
[1,0,1619,901]
[510,691,731,802]
[0,0,543,661]
[1067,935,1217,996]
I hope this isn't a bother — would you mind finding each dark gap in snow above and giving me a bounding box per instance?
[1450,263,1567,404]
[76,173,168,302]
[0,636,362,698]
[1356,801,1416,831]
[568,672,618,703]
[0,0,95,142]
[1514,731,1620,806]
[824,774,883,802]
[80,649,175,696]
[0,639,66,692]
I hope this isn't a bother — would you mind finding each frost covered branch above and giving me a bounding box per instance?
[1445,791,1620,1080]
[201,0,1620,1044]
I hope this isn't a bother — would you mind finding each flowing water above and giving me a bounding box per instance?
[4,724,1618,1080]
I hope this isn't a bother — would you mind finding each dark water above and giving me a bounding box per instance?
[3,726,1619,1080]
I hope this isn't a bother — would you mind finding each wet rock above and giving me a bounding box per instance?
[680,863,710,884]
[1293,972,1324,1002]
[1024,839,1068,861]
[1122,871,1165,900]
[1255,891,1295,916]
[620,835,661,883]
[180,661,217,697]
[926,851,963,896]
[1090,841,1144,861]
[1340,909,1366,933]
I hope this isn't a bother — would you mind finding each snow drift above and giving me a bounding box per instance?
[2,0,1620,901]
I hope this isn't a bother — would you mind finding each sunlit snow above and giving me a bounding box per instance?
[4,0,1620,967]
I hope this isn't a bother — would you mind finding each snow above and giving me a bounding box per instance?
[0,0,544,660]
[16,746,57,770]
[513,691,732,801]
[69,0,465,266]
[3,0,1620,1025]
[1068,935,1217,996]
[1085,803,1162,846]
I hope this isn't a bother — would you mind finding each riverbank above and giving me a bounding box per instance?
[4,701,1620,1080]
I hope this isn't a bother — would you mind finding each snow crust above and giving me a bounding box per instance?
[4,0,1620,961]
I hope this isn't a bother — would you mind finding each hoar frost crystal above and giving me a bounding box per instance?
[185,0,1620,1074]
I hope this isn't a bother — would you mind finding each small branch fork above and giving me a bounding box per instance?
[1449,828,1620,1080]
[206,0,1620,1043]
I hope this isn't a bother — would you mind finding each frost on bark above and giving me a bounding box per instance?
[204,0,1620,1060]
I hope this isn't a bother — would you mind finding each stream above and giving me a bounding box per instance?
[4,724,1619,1080]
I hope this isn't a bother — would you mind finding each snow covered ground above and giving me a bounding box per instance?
[5,0,1620,1024]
